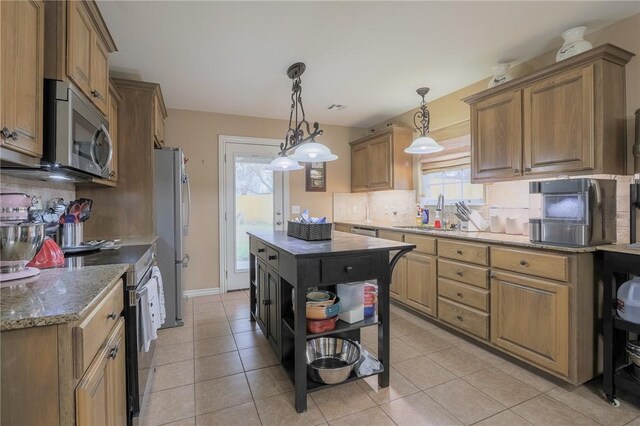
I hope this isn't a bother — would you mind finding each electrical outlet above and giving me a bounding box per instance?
[291,205,300,214]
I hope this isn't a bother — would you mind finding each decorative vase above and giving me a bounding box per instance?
[488,64,512,88]
[556,26,592,62]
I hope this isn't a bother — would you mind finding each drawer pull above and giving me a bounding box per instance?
[456,271,464,277]
[108,344,119,359]
[263,299,271,306]
[257,248,265,253]
[456,315,464,322]
[519,260,529,266]
[107,311,117,320]
[456,250,463,255]
[268,255,277,260]
[344,266,353,272]
[456,292,464,298]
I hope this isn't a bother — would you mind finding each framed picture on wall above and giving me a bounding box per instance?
[305,162,326,192]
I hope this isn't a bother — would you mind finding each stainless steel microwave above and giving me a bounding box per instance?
[43,79,113,179]
[529,178,617,247]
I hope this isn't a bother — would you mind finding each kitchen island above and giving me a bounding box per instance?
[247,230,415,413]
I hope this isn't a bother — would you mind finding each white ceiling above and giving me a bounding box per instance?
[98,1,638,128]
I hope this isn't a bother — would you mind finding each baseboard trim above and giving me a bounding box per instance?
[184,287,221,298]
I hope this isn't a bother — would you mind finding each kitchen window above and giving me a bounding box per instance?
[421,167,485,205]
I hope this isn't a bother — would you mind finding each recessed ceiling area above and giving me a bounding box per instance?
[98,1,639,128]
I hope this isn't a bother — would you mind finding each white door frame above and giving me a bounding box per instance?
[218,135,290,294]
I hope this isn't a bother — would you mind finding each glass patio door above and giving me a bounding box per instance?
[223,142,285,291]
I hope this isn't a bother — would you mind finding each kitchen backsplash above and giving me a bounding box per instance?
[334,174,634,244]
[0,175,76,206]
[333,190,416,225]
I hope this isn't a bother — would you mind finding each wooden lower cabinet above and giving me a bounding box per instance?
[490,271,569,376]
[76,317,126,426]
[404,252,437,316]
[390,255,406,302]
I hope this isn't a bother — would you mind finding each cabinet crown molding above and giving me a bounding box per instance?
[349,125,413,146]
[463,43,634,105]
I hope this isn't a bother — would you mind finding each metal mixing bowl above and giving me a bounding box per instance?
[0,224,45,273]
[306,337,361,384]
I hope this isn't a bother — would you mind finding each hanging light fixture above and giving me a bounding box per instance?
[267,62,338,171]
[404,87,444,154]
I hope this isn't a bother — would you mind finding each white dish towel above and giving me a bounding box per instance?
[151,266,167,325]
[139,280,159,352]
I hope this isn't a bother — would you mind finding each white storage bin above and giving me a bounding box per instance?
[617,277,640,324]
[337,282,364,324]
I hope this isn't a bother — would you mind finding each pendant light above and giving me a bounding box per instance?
[267,62,337,171]
[404,87,444,154]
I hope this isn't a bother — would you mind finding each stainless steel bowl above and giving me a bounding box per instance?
[0,224,45,273]
[306,337,361,384]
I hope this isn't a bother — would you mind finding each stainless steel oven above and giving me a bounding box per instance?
[43,79,113,179]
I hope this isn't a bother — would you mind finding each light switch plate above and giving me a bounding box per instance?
[291,205,300,214]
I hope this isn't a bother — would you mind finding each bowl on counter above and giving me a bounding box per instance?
[306,337,361,384]
[0,223,45,273]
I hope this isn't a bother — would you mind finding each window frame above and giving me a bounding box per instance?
[419,166,485,206]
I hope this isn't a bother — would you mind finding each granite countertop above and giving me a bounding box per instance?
[597,243,640,256]
[335,221,599,253]
[248,230,415,258]
[1,264,128,331]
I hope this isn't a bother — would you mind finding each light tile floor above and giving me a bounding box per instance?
[140,291,640,426]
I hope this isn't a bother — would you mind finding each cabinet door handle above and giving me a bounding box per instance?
[524,167,532,173]
[456,271,464,277]
[456,292,464,298]
[108,344,119,359]
[107,311,117,320]
[456,315,464,322]
[263,299,271,306]
[344,266,353,272]
[490,274,496,279]
[513,168,520,174]
[91,90,103,100]
[1,127,18,141]
[456,250,463,255]
[268,255,277,261]
[520,260,529,266]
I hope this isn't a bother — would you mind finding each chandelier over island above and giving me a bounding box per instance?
[267,62,338,171]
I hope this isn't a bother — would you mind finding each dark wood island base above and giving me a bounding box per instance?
[248,231,415,413]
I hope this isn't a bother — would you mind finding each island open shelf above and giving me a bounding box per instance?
[248,230,414,413]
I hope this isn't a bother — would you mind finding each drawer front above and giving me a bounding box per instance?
[74,279,124,377]
[438,259,489,288]
[491,246,569,282]
[404,234,436,255]
[321,255,375,283]
[266,247,279,270]
[378,230,404,242]
[438,297,489,340]
[438,278,489,311]
[439,240,489,266]
[256,241,267,261]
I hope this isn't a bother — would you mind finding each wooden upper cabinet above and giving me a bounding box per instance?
[464,44,634,183]
[66,1,93,96]
[471,90,522,181]
[523,65,594,175]
[349,126,413,192]
[90,35,109,114]
[491,271,569,376]
[0,0,45,158]
[46,1,117,117]
[153,93,167,147]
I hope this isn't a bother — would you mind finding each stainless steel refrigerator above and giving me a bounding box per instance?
[154,147,191,328]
